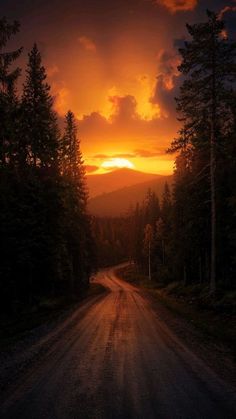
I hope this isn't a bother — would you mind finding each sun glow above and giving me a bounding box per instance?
[101,158,135,170]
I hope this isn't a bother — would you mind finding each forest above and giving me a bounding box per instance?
[1,10,236,316]
[0,19,95,312]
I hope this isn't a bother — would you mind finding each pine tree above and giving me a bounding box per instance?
[144,189,160,227]
[60,110,88,208]
[171,11,236,293]
[161,183,172,224]
[0,18,22,166]
[59,111,92,291]
[22,44,59,169]
[158,183,173,267]
[144,224,154,280]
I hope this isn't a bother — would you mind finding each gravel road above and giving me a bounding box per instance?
[1,267,236,419]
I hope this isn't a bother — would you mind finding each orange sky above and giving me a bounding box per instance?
[4,0,234,174]
[48,13,182,174]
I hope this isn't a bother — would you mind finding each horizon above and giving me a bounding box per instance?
[85,165,173,176]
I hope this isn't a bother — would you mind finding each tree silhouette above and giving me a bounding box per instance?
[22,44,59,168]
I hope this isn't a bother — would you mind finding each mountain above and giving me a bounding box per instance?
[88,175,172,217]
[86,168,162,198]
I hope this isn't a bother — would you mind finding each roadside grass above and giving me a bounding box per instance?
[116,264,236,359]
[0,282,105,348]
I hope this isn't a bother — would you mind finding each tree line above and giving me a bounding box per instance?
[128,11,236,295]
[98,11,236,296]
[0,19,95,312]
[93,187,170,275]
[92,217,130,267]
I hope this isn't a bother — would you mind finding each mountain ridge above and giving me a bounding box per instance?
[88,174,172,217]
[86,168,163,198]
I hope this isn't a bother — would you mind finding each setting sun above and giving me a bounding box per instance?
[101,158,135,170]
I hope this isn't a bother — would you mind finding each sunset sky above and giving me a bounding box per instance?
[3,0,236,174]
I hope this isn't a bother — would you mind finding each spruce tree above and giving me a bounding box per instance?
[144,189,160,227]
[161,183,172,223]
[60,111,91,290]
[143,224,154,280]
[171,11,236,293]
[60,110,88,208]
[22,44,59,169]
[0,18,22,166]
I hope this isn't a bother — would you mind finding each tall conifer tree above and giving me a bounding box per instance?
[0,18,22,166]
[170,11,236,293]
[60,110,88,208]
[22,44,59,168]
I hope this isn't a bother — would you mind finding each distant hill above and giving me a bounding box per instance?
[86,168,162,198]
[88,175,172,217]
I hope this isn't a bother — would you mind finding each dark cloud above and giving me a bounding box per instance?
[79,112,109,133]
[91,149,173,160]
[78,93,179,151]
[110,95,139,122]
[150,49,182,117]
[78,91,179,159]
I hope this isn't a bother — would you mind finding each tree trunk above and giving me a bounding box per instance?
[148,241,151,280]
[184,264,187,285]
[162,239,165,265]
[210,24,217,295]
[210,121,216,294]
[199,256,202,283]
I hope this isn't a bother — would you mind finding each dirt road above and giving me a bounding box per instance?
[1,267,236,418]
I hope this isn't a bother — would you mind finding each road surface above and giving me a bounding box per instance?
[1,267,236,418]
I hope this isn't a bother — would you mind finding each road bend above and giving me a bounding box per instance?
[1,267,236,418]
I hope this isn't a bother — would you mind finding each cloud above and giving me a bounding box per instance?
[153,0,198,13]
[219,4,236,20]
[81,112,108,128]
[78,92,179,151]
[134,149,165,157]
[156,49,180,89]
[91,149,173,160]
[85,165,99,173]
[109,95,139,122]
[151,49,181,117]
[112,153,136,159]
[47,64,59,78]
[93,153,135,159]
[107,90,160,122]
[78,36,96,52]
[53,85,70,116]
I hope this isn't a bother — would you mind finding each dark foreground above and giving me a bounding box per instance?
[1,268,236,419]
